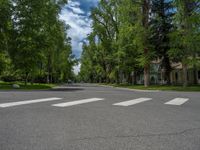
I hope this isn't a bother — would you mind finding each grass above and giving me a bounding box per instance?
[99,83,200,92]
[0,81,57,90]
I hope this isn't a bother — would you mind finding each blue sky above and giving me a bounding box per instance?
[60,0,99,58]
[60,0,99,74]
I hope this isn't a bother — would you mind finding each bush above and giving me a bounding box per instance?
[33,74,47,83]
[0,74,19,82]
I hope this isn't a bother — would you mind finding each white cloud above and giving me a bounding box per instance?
[73,63,81,75]
[59,0,98,74]
[71,7,85,14]
[66,1,84,14]
[68,1,80,7]
[60,0,92,58]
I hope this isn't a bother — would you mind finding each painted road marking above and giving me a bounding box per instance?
[0,97,62,108]
[52,98,104,107]
[165,98,189,105]
[113,98,152,106]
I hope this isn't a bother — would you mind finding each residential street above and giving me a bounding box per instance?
[0,84,200,150]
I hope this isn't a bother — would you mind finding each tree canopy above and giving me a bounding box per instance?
[0,0,75,84]
[79,0,200,87]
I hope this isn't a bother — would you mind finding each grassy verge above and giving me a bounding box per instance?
[99,83,200,92]
[0,81,57,90]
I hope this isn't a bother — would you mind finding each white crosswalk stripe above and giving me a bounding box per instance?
[52,98,104,107]
[165,98,189,106]
[0,97,191,108]
[113,98,152,106]
[0,97,62,108]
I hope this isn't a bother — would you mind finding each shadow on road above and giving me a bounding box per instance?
[50,87,84,92]
[50,84,85,92]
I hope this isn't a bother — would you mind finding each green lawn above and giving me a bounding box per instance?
[0,81,57,90]
[100,83,200,92]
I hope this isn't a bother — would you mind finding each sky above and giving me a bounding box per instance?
[60,0,99,74]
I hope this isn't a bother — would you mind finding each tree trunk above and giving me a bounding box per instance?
[193,66,197,85]
[31,77,34,85]
[50,73,53,83]
[144,65,150,87]
[47,75,50,84]
[142,0,150,87]
[182,63,188,87]
[24,72,29,86]
[163,56,172,85]
[134,72,137,85]
[47,54,51,84]
[193,54,197,85]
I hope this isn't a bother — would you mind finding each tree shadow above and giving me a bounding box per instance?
[50,87,84,92]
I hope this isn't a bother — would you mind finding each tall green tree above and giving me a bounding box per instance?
[169,0,200,87]
[116,0,140,84]
[7,0,73,84]
[0,0,12,52]
[0,0,12,75]
[129,0,153,87]
[90,0,119,83]
[150,0,174,84]
[10,0,48,84]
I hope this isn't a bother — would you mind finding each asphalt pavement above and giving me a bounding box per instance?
[0,84,200,150]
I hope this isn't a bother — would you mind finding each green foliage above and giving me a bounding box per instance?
[0,53,8,74]
[169,0,200,61]
[0,0,75,84]
[169,0,200,86]
[0,0,12,52]
[80,0,200,87]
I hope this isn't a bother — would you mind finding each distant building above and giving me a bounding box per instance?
[136,60,200,85]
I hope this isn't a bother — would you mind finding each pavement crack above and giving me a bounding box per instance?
[69,127,200,142]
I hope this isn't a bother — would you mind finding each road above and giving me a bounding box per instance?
[0,84,200,150]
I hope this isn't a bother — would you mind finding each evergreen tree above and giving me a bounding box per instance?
[150,0,174,84]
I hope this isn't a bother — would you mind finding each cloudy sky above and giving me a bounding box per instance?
[60,0,99,74]
[60,0,99,58]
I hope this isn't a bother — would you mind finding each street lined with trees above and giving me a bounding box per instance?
[79,0,200,87]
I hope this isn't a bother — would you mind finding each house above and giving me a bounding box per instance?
[136,60,200,85]
[170,63,200,85]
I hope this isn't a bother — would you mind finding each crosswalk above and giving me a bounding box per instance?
[0,97,190,108]
[52,98,104,107]
[164,98,189,106]
[113,98,152,106]
[0,97,62,108]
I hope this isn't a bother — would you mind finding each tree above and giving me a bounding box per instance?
[9,0,47,84]
[150,0,174,84]
[128,0,153,87]
[117,0,140,84]
[80,0,153,85]
[0,0,12,76]
[90,0,119,83]
[169,0,200,87]
[3,0,74,84]
[80,0,200,87]
[0,0,12,52]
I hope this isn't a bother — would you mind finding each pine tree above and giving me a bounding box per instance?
[150,0,174,84]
